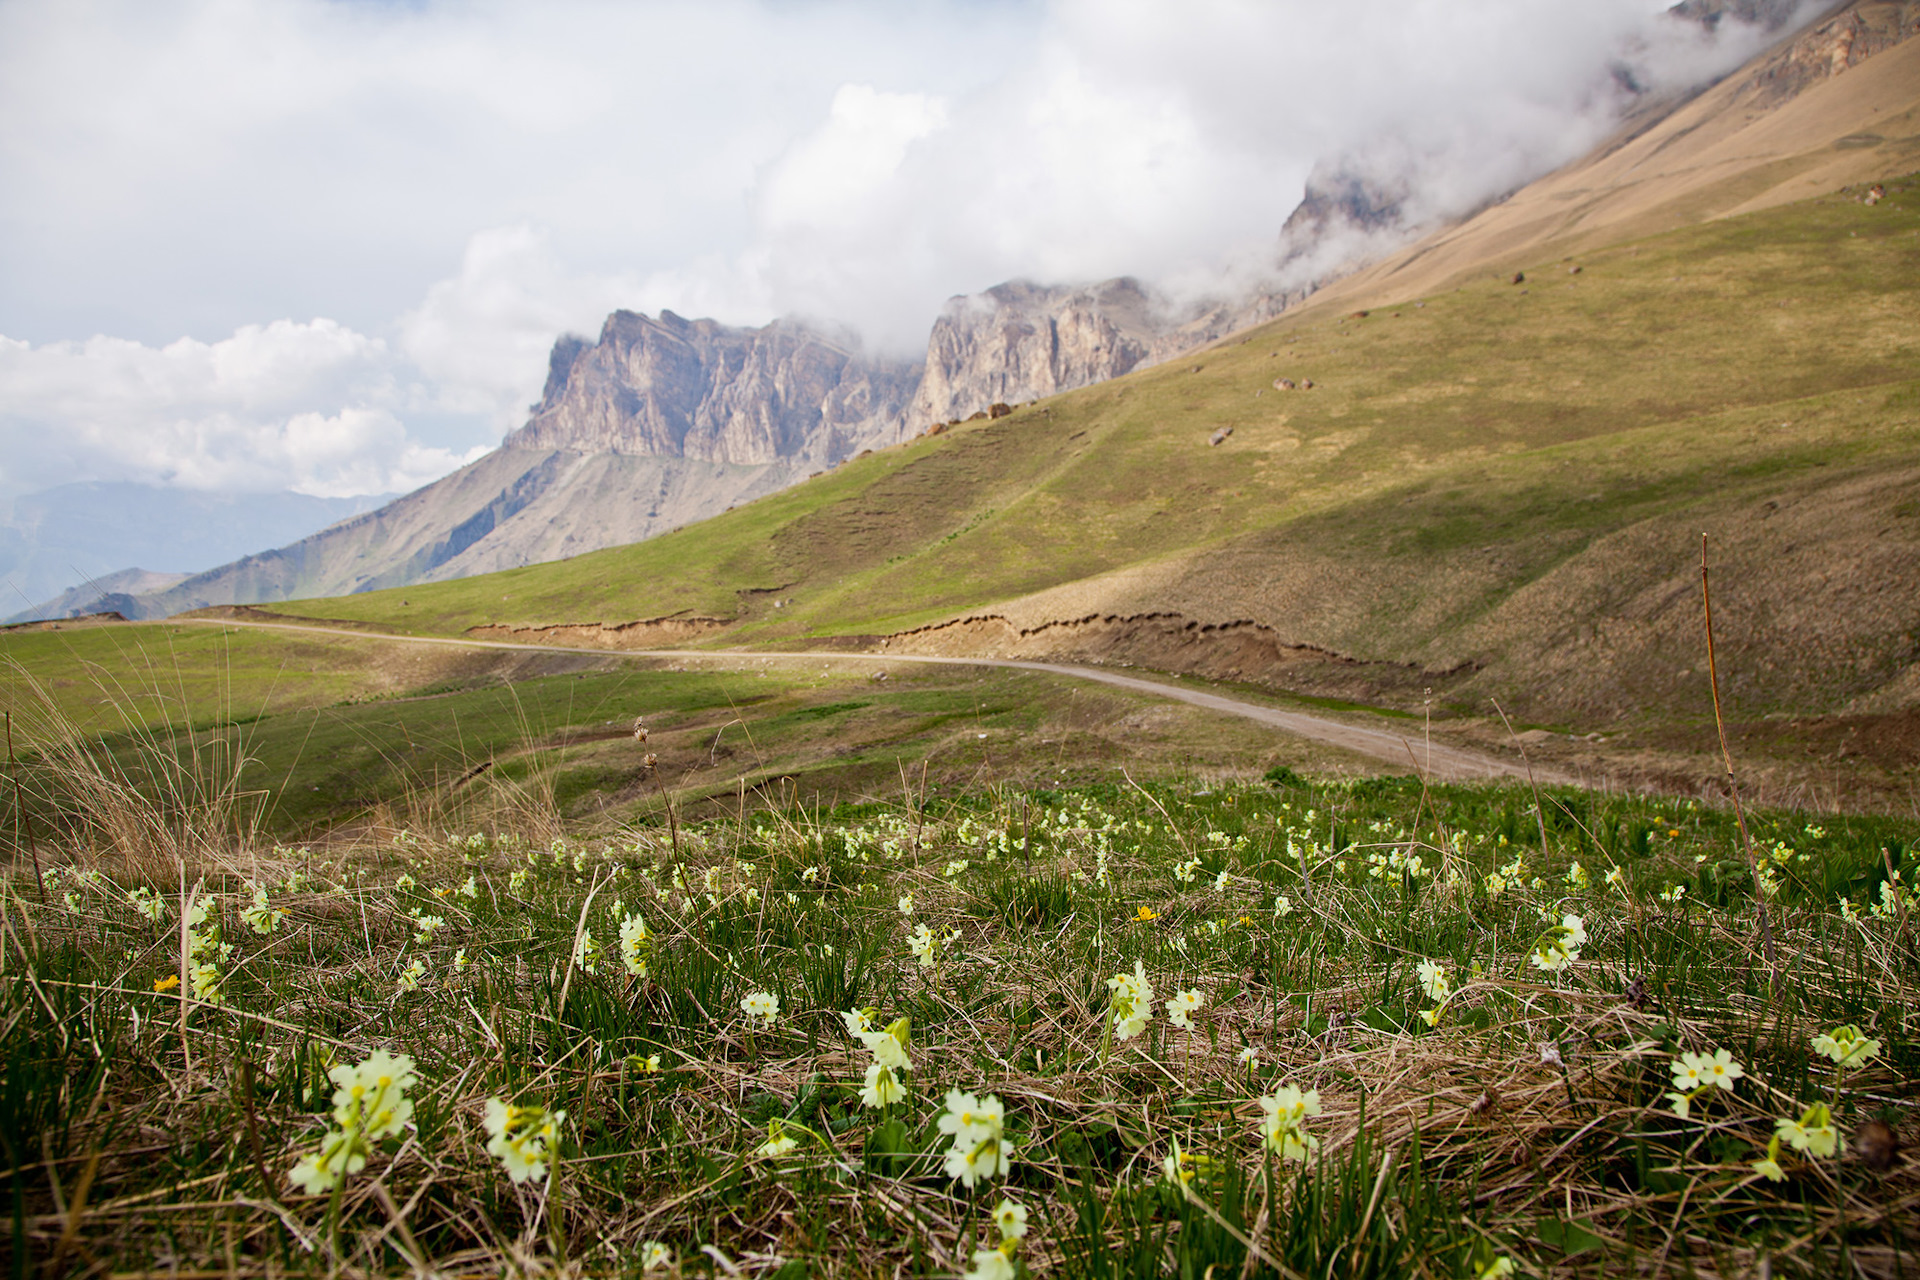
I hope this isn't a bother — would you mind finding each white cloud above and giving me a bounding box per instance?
[0,323,484,499]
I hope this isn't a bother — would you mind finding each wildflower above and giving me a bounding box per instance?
[1473,1259,1516,1280]
[1133,904,1159,922]
[572,927,601,974]
[740,991,780,1027]
[755,1117,799,1157]
[1838,896,1860,920]
[641,1242,673,1272]
[898,892,915,916]
[1273,894,1293,917]
[945,859,970,878]
[1560,913,1588,948]
[397,958,427,993]
[1659,883,1686,904]
[1165,988,1204,1030]
[842,1007,877,1035]
[1174,858,1202,884]
[508,869,531,894]
[1416,958,1452,1002]
[1604,865,1625,891]
[128,887,167,923]
[1213,869,1231,892]
[1669,1054,1706,1092]
[1529,939,1573,973]
[1665,1091,1693,1120]
[1776,1102,1839,1158]
[189,961,224,1005]
[619,913,652,977]
[453,947,470,972]
[861,1061,907,1108]
[1238,1046,1260,1067]
[938,1090,1013,1188]
[993,1198,1029,1241]
[484,1097,564,1183]
[395,873,416,892]
[801,866,820,882]
[1484,872,1507,899]
[909,922,938,967]
[1106,959,1154,1041]
[153,974,180,993]
[1566,861,1589,891]
[1811,1025,1881,1068]
[860,1018,912,1070]
[459,875,478,899]
[1698,1048,1745,1091]
[1257,1084,1322,1162]
[1752,1146,1786,1182]
[962,1249,1015,1280]
[288,1128,361,1195]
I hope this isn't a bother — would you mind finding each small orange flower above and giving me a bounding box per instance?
[153,974,181,992]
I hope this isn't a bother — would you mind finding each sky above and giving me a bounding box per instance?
[0,0,1797,506]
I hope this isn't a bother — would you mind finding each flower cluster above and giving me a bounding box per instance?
[938,1090,1013,1188]
[848,1010,912,1108]
[240,883,285,935]
[289,1051,417,1195]
[961,1197,1029,1280]
[1165,988,1204,1031]
[618,912,652,978]
[1665,1047,1744,1119]
[1106,959,1154,1041]
[740,990,780,1027]
[484,1097,564,1183]
[1257,1084,1322,1162]
[1528,914,1585,974]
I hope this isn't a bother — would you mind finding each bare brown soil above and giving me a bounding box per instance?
[465,615,732,648]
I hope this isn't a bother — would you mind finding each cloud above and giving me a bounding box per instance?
[0,323,485,499]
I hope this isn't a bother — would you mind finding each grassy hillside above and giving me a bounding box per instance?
[270,179,1919,753]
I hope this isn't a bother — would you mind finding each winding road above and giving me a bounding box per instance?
[183,616,1546,783]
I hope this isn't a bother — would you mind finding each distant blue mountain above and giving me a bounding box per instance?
[1,482,393,621]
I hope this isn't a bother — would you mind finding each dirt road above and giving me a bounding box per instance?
[182,616,1549,784]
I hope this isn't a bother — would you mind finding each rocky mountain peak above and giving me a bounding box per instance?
[508,309,921,467]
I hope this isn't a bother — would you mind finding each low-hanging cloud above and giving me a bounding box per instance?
[0,0,1812,502]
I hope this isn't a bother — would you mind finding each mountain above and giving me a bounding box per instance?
[72,317,921,620]
[1309,0,1920,310]
[79,0,1897,624]
[254,1,1920,787]
[510,311,920,464]
[1,483,391,622]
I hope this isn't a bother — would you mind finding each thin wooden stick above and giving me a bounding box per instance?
[1701,534,1780,980]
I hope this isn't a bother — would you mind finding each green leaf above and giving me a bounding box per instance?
[1538,1217,1605,1256]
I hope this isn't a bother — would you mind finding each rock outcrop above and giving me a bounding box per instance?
[507,311,920,467]
[906,278,1294,431]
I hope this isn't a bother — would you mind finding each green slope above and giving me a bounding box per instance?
[273,177,1920,730]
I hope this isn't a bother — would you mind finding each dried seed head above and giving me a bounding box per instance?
[1471,1087,1500,1117]
[1854,1119,1898,1172]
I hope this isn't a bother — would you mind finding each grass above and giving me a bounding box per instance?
[2,623,1386,842]
[5,755,1916,1276]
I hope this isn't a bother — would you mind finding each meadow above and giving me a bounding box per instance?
[5,726,1916,1276]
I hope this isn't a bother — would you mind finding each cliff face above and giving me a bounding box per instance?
[1729,0,1920,106]
[506,310,921,466]
[906,278,1294,430]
